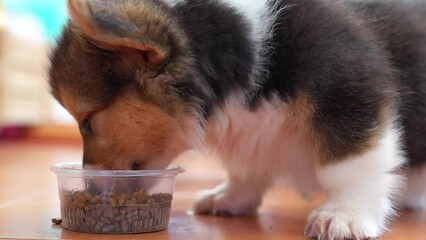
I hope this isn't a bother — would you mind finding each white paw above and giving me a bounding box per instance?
[193,182,261,216]
[305,205,382,240]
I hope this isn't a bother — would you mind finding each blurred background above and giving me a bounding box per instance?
[0,0,80,141]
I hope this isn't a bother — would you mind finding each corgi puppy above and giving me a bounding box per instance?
[49,0,426,239]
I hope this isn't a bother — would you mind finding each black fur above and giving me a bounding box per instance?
[175,0,256,115]
[175,0,425,164]
[348,0,426,165]
[257,0,400,161]
[49,23,131,111]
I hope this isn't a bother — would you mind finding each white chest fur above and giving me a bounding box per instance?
[204,95,320,192]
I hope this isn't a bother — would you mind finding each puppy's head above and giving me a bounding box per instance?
[49,0,207,170]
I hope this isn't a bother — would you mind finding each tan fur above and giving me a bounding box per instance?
[317,101,397,166]
[272,93,319,166]
[82,87,188,170]
[49,0,200,171]
[67,0,96,40]
[59,89,80,121]
[60,87,100,123]
[67,0,188,68]
[68,0,165,66]
[285,93,316,139]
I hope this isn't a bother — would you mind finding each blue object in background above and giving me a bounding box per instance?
[4,0,68,42]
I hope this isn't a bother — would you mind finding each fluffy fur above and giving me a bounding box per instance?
[400,166,426,210]
[49,0,426,239]
[305,124,404,239]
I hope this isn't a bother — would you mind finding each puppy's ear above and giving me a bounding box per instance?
[67,0,171,68]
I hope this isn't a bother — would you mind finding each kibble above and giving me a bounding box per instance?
[59,189,172,233]
[51,218,62,225]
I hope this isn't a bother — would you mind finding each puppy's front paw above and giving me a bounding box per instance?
[304,204,381,240]
[193,182,261,216]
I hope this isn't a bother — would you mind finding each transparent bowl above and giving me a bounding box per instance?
[51,162,183,234]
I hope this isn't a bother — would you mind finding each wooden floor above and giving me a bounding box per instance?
[1,139,426,240]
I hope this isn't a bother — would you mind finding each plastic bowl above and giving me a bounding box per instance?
[51,162,183,234]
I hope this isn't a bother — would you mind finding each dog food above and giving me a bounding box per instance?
[60,188,173,233]
[51,218,62,225]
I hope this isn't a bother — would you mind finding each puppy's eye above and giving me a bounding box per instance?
[80,116,93,136]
